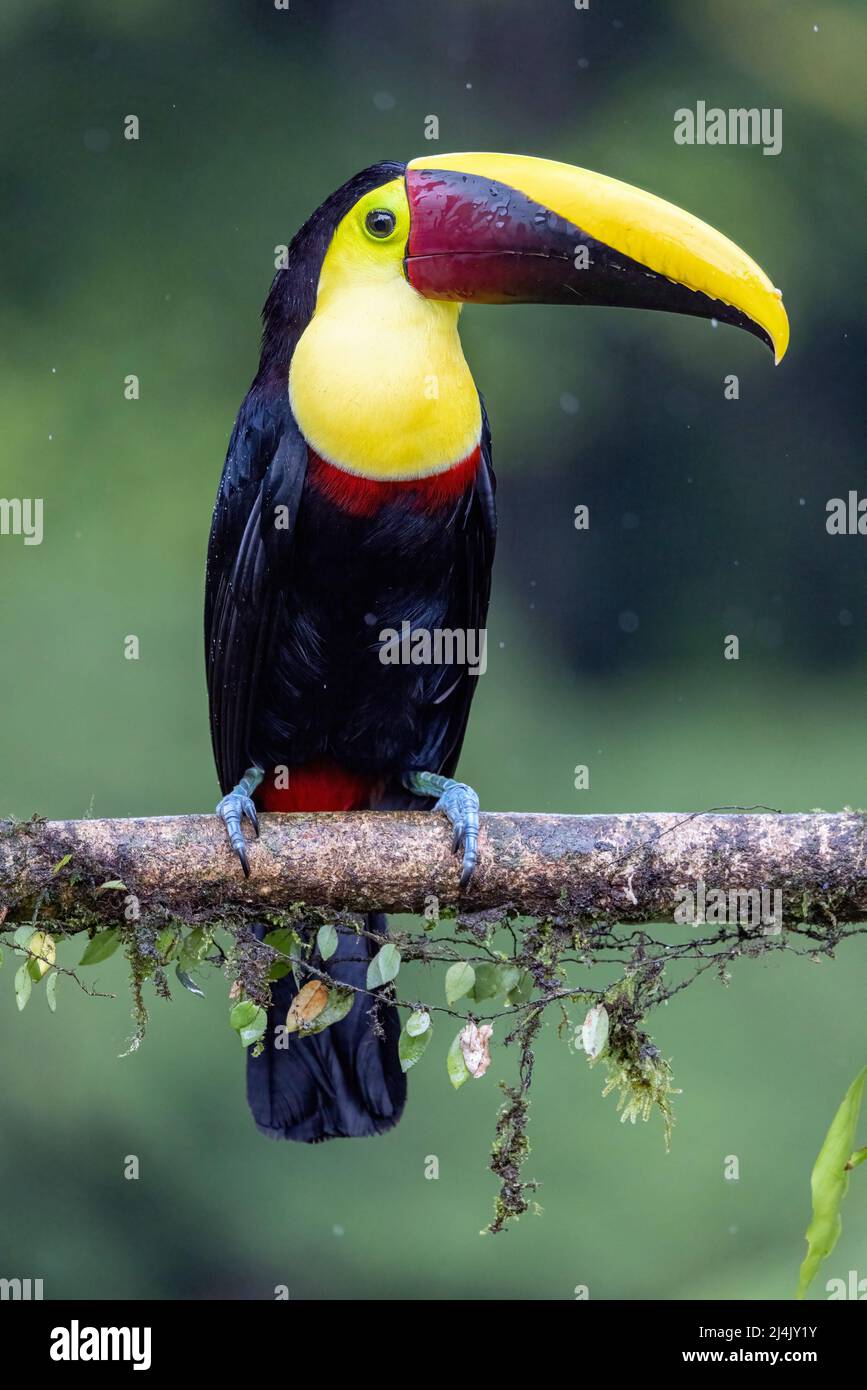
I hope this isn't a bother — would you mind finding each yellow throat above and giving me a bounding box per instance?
[288,177,481,480]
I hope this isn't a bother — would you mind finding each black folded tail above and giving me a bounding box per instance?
[246,914,407,1142]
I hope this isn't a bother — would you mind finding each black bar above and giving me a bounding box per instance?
[3,1297,861,1374]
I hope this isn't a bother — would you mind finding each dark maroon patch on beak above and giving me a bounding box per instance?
[403,167,773,351]
[405,167,577,302]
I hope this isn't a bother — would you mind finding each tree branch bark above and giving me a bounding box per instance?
[2,809,867,926]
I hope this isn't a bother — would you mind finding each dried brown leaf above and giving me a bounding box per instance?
[285,980,329,1034]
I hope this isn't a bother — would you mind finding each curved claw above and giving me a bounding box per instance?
[216,791,259,878]
[458,826,479,891]
[433,780,480,890]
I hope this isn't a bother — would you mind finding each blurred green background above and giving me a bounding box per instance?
[1,0,866,1300]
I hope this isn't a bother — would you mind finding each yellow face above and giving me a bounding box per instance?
[315,178,411,304]
[289,177,483,480]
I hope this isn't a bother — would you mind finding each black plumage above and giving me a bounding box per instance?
[247,917,407,1143]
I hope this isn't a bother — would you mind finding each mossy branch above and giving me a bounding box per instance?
[1,807,867,926]
[2,805,867,1236]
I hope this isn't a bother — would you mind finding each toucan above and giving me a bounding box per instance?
[205,152,789,1143]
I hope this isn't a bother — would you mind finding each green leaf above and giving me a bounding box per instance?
[96,879,127,893]
[405,1008,431,1038]
[239,1007,268,1048]
[50,854,72,876]
[797,1064,867,1299]
[264,929,301,981]
[366,943,401,990]
[79,929,121,966]
[447,1029,471,1090]
[14,963,32,1011]
[46,971,59,1013]
[155,929,179,962]
[399,1015,433,1073]
[471,963,520,1003]
[178,927,209,971]
[229,999,260,1031]
[301,987,355,1035]
[25,930,55,982]
[13,926,35,952]
[506,970,535,1007]
[317,924,338,961]
[444,961,475,1005]
[263,928,299,955]
[175,964,204,998]
[230,998,267,1047]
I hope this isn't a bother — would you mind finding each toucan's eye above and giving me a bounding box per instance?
[365,208,397,239]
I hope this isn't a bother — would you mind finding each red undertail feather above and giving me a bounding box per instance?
[256,760,378,812]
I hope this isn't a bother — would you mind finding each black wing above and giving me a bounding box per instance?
[411,395,497,782]
[205,384,308,795]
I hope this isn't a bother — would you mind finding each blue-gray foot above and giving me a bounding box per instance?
[217,766,263,877]
[402,771,480,890]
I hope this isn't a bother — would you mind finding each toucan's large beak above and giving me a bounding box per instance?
[404,152,788,363]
